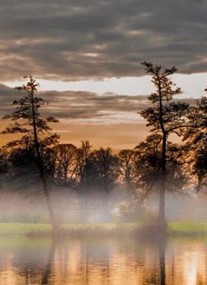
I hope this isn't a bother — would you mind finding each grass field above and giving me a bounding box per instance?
[0,223,52,235]
[0,222,138,237]
[0,222,207,237]
[168,222,207,235]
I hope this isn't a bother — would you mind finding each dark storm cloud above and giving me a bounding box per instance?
[0,0,207,80]
[0,84,197,124]
[41,90,149,120]
[0,84,148,121]
[0,85,18,109]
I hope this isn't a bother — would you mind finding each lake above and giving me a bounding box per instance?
[0,236,206,285]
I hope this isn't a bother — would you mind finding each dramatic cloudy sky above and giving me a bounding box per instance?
[0,0,207,149]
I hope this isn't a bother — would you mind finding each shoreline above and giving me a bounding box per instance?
[0,222,207,238]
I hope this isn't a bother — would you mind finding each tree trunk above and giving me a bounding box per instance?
[31,90,59,238]
[157,75,167,228]
[34,146,59,237]
[159,179,166,227]
[158,133,167,227]
[42,175,59,238]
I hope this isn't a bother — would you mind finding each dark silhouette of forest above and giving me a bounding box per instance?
[0,63,207,235]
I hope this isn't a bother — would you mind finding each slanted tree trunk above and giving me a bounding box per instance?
[2,76,60,238]
[31,88,59,238]
[39,167,59,237]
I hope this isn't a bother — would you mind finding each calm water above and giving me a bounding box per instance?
[0,236,206,285]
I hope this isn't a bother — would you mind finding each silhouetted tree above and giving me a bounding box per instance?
[117,149,138,203]
[141,62,189,226]
[0,148,8,186]
[75,141,92,191]
[89,147,119,220]
[75,141,92,220]
[183,96,207,191]
[135,134,186,205]
[90,147,119,195]
[52,143,77,186]
[40,134,59,178]
[118,149,136,188]
[1,76,59,237]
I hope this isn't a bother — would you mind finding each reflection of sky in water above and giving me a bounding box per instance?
[173,244,207,285]
[0,238,206,285]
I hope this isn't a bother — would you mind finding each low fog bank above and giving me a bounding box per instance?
[0,183,206,224]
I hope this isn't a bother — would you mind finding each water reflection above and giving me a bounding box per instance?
[168,241,207,285]
[0,236,206,284]
[158,237,166,285]
[41,241,56,285]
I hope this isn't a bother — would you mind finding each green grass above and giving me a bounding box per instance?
[0,223,52,235]
[0,222,207,237]
[168,222,207,235]
[0,222,140,237]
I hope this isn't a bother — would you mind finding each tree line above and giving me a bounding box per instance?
[0,63,206,235]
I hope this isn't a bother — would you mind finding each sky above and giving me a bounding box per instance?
[0,0,207,150]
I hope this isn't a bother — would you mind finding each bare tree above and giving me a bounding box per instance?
[52,143,77,186]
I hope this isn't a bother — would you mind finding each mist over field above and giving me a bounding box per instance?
[0,183,206,225]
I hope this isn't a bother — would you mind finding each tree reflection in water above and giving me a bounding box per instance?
[0,236,207,284]
[158,236,166,285]
[41,240,57,285]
